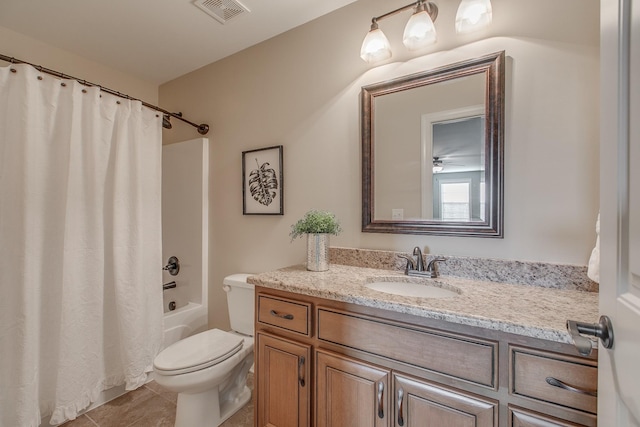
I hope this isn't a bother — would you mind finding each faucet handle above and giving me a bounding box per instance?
[397,254,415,274]
[426,257,447,278]
[426,257,446,270]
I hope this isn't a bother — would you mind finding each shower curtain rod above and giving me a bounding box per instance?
[0,53,210,135]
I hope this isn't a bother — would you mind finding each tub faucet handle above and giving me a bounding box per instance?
[163,256,180,276]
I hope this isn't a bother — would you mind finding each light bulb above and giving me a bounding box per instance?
[360,24,392,63]
[455,0,492,34]
[403,7,437,50]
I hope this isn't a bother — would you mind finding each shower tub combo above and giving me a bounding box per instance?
[161,137,210,347]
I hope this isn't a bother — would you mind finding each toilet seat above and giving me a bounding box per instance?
[154,328,244,375]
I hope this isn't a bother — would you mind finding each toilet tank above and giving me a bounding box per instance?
[223,273,255,336]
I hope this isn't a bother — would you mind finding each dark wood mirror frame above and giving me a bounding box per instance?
[361,51,505,237]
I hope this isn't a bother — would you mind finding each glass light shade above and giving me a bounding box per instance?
[403,10,437,50]
[360,27,392,63]
[432,165,444,173]
[455,0,492,34]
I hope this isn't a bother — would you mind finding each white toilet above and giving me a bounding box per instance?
[153,274,255,427]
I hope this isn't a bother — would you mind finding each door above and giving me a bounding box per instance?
[316,349,391,427]
[599,0,640,424]
[256,332,311,427]
[393,374,497,427]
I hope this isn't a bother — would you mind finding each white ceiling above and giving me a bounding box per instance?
[0,0,357,85]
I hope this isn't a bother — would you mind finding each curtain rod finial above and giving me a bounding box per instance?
[197,124,209,135]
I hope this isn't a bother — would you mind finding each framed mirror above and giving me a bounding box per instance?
[362,51,504,237]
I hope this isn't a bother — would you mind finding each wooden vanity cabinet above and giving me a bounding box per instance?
[255,293,313,427]
[254,287,597,427]
[316,349,391,427]
[394,373,497,427]
[314,349,498,427]
[256,332,311,427]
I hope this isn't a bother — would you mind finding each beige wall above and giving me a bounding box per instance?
[159,0,600,330]
[0,25,157,103]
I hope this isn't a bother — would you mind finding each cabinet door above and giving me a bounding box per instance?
[256,332,311,427]
[316,349,391,427]
[394,374,497,427]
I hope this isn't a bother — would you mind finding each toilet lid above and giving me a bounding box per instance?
[154,329,244,375]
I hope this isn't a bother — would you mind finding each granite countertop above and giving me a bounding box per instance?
[248,264,599,345]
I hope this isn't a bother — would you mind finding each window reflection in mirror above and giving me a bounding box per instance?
[431,114,485,222]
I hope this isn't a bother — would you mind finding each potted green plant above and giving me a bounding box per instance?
[290,210,342,271]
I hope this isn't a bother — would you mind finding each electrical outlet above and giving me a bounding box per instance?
[391,209,404,220]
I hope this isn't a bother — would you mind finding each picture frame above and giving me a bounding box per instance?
[242,145,284,215]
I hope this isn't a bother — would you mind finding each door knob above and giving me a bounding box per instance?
[566,315,614,356]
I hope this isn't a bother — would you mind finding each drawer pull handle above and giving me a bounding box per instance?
[270,309,294,320]
[397,388,405,426]
[377,381,384,419]
[546,376,597,397]
[298,356,305,387]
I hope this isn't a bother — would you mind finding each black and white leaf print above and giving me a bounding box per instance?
[248,159,278,206]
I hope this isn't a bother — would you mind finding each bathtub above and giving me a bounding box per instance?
[162,301,208,348]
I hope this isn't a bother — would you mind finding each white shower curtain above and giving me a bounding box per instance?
[0,64,164,426]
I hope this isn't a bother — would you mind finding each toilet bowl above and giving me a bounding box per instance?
[153,274,255,427]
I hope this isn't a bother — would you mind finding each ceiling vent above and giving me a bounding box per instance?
[194,0,250,24]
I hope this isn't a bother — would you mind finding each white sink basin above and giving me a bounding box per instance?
[365,281,460,299]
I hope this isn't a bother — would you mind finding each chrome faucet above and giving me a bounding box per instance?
[397,248,446,278]
[412,246,425,271]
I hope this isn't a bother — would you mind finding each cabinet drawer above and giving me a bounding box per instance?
[510,346,597,414]
[317,307,497,388]
[257,294,311,336]
[508,405,596,427]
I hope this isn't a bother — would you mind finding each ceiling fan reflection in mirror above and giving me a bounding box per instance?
[432,156,464,173]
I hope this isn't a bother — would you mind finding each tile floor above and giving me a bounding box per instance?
[61,374,254,427]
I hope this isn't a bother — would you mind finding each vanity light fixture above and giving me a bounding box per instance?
[402,1,438,50]
[455,0,493,34]
[360,19,393,63]
[360,0,493,63]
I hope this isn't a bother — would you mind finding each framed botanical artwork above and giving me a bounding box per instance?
[242,145,284,215]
